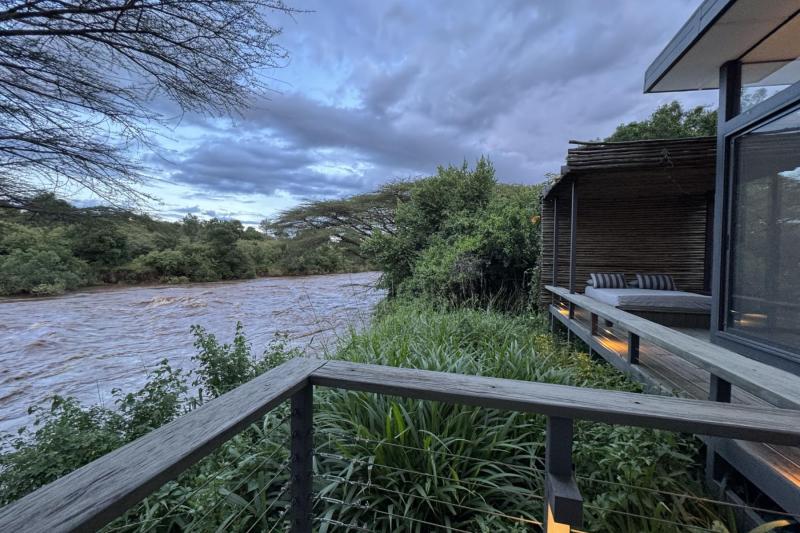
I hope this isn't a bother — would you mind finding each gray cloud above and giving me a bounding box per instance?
[154,0,716,205]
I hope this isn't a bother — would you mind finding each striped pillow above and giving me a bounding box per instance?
[589,273,626,289]
[636,273,677,291]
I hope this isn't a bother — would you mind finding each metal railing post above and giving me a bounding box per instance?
[545,416,583,532]
[290,385,313,532]
[709,375,731,403]
[628,332,640,364]
[706,374,732,484]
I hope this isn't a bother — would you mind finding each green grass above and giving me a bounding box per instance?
[313,301,735,532]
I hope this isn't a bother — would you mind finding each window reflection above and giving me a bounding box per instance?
[727,107,800,353]
[740,59,800,112]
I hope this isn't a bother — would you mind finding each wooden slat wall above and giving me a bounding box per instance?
[571,194,709,293]
[541,196,573,305]
[540,166,714,306]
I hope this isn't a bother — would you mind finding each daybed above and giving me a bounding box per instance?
[584,283,711,329]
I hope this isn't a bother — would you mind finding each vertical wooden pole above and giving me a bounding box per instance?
[545,417,582,532]
[568,179,577,294]
[628,332,640,364]
[566,302,575,344]
[590,313,598,336]
[553,198,560,286]
[290,385,313,532]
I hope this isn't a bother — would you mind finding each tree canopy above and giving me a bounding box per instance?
[606,101,717,142]
[0,196,371,296]
[0,0,297,210]
[264,182,411,259]
[363,158,543,308]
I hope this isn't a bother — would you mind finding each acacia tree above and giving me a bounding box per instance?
[0,0,297,210]
[264,182,411,257]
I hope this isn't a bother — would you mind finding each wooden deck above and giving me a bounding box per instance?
[547,287,800,519]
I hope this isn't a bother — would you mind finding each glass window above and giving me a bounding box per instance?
[739,11,800,112]
[726,107,800,354]
[741,59,800,112]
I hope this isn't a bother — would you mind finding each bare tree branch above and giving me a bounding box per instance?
[0,0,300,210]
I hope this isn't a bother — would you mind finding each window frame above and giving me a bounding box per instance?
[711,62,800,373]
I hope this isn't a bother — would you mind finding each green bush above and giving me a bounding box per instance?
[363,158,542,309]
[0,199,372,295]
[0,248,88,295]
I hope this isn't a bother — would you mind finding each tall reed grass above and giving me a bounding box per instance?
[314,301,735,532]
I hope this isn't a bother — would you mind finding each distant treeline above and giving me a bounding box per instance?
[0,162,544,302]
[0,195,373,296]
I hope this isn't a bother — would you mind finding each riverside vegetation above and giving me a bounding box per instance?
[0,152,745,532]
[0,195,375,297]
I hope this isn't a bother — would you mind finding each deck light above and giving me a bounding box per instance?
[545,503,572,533]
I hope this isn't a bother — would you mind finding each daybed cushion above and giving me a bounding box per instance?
[589,272,626,288]
[584,286,711,312]
[636,273,677,291]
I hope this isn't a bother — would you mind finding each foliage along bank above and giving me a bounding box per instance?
[0,194,372,296]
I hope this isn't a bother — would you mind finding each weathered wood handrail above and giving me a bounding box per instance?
[3,357,800,532]
[546,285,800,410]
[0,358,327,533]
[311,360,800,443]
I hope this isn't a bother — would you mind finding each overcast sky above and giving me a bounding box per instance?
[145,0,717,224]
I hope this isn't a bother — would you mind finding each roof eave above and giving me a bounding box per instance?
[643,0,736,93]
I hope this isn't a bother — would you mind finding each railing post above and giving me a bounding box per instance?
[628,332,640,364]
[566,302,576,344]
[290,385,313,532]
[545,416,583,532]
[709,375,731,403]
[706,374,732,485]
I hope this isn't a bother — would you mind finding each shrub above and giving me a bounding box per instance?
[0,323,299,509]
[0,248,88,295]
[363,158,542,308]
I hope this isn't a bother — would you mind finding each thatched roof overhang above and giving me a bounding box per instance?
[543,136,717,201]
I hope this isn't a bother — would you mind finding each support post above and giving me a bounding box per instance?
[590,313,598,336]
[545,417,582,532]
[553,198,559,286]
[566,302,575,344]
[568,180,578,294]
[709,60,741,335]
[628,332,640,365]
[290,385,313,532]
[709,375,731,403]
[706,374,731,486]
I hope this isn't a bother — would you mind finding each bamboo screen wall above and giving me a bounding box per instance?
[540,137,716,306]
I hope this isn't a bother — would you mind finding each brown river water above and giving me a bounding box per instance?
[0,271,383,434]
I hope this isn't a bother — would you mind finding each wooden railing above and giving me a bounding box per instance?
[545,285,800,410]
[3,358,800,532]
